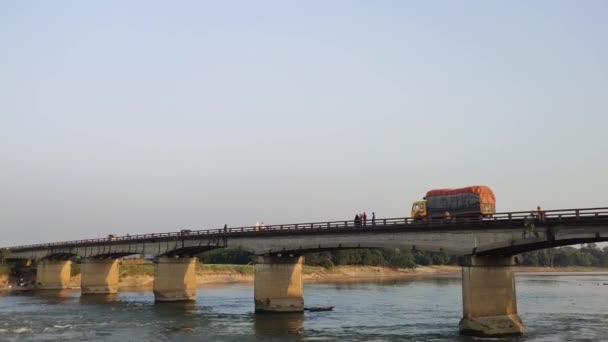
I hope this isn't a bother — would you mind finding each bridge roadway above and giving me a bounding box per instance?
[5,207,608,337]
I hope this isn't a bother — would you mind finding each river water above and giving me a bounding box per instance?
[0,274,607,342]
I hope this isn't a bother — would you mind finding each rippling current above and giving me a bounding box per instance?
[0,274,607,342]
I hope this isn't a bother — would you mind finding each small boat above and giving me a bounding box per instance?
[305,306,334,312]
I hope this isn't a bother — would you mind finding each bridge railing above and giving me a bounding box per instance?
[542,207,608,219]
[7,207,608,251]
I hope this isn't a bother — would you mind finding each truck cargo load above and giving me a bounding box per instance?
[411,185,496,218]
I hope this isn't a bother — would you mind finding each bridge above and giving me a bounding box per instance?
[5,207,608,337]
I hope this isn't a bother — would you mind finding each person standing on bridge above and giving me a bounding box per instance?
[372,212,376,227]
[362,212,367,226]
[354,214,361,228]
[537,206,545,223]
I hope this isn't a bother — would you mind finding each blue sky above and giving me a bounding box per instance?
[1,1,607,245]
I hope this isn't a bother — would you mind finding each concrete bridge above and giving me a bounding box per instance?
[5,207,608,337]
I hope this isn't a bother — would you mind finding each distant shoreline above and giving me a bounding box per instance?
[513,266,608,276]
[89,265,608,288]
[3,265,608,291]
[114,265,461,289]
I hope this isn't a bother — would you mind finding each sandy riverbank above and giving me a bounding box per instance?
[5,264,608,291]
[63,265,460,289]
[74,264,608,289]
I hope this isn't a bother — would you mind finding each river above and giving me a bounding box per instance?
[0,274,607,341]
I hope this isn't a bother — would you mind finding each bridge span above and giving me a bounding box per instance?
[5,207,608,337]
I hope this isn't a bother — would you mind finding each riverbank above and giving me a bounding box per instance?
[80,264,608,289]
[63,264,459,289]
[513,266,608,275]
[5,263,608,290]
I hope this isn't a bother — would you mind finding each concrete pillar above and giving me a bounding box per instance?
[459,255,523,337]
[254,255,304,312]
[153,256,197,302]
[81,259,120,295]
[36,260,72,290]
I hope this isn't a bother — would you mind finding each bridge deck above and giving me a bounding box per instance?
[6,207,608,252]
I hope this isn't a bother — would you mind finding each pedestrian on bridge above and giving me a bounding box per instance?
[354,214,361,228]
[537,206,545,223]
[372,212,376,227]
[362,212,367,226]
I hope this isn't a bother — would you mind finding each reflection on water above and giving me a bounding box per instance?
[254,312,304,336]
[79,294,118,304]
[34,289,74,300]
[152,301,198,319]
[0,275,606,341]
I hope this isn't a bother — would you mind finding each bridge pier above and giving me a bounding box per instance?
[254,255,304,312]
[81,259,120,295]
[153,256,197,302]
[459,255,523,337]
[36,260,72,290]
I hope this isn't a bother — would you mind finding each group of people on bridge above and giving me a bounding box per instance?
[354,212,375,228]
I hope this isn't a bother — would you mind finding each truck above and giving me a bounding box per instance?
[411,185,496,219]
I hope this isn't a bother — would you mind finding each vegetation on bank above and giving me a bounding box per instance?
[117,263,255,279]
[200,247,448,269]
[198,245,608,269]
[120,264,154,278]
[200,249,253,265]
[519,244,608,267]
[201,264,254,275]
[61,243,608,279]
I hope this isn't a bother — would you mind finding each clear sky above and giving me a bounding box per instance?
[1,1,607,246]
